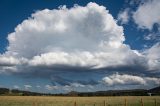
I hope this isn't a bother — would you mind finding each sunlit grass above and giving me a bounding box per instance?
[0,96,159,106]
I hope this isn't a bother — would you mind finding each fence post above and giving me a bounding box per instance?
[125,98,127,106]
[74,101,76,106]
[106,98,108,106]
[32,102,36,106]
[104,100,106,106]
[93,103,96,106]
[141,98,144,106]
[155,99,157,106]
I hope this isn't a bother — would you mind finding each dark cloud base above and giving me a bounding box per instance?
[8,64,160,87]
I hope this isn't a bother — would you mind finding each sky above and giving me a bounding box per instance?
[0,0,160,93]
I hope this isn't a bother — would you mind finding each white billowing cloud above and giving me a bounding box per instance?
[0,55,19,73]
[2,2,144,70]
[118,8,130,24]
[0,54,28,73]
[102,73,146,86]
[0,55,20,66]
[70,83,85,88]
[45,85,58,90]
[13,85,20,89]
[133,0,160,30]
[24,85,32,90]
[0,3,158,82]
[145,43,160,71]
[102,73,160,86]
[7,2,124,59]
[28,49,143,68]
[63,85,72,91]
[62,84,83,91]
[36,85,41,88]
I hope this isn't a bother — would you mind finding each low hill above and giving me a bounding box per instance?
[0,88,9,95]
[148,86,160,95]
[0,86,159,96]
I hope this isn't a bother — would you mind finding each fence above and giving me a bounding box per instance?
[0,96,159,106]
[30,98,159,106]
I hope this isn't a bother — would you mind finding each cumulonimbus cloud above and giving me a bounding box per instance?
[0,2,159,87]
[3,2,144,70]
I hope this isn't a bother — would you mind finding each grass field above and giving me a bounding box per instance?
[0,96,159,106]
